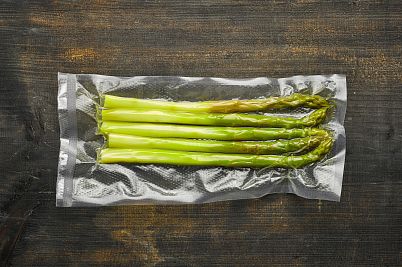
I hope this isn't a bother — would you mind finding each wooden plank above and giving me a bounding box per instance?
[0,0,401,266]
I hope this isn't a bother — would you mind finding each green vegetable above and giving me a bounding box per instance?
[103,93,329,113]
[98,136,333,168]
[107,133,323,155]
[100,122,329,141]
[100,108,328,128]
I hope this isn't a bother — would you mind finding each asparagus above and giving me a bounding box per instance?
[107,133,323,155]
[100,121,329,141]
[103,93,329,112]
[100,107,328,128]
[98,136,333,168]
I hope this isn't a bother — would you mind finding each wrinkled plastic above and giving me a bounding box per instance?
[57,73,346,207]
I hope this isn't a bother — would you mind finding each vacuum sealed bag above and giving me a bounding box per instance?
[56,73,346,207]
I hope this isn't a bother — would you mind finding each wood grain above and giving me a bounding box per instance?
[0,0,401,266]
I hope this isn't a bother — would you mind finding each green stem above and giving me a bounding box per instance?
[100,122,329,141]
[98,137,333,168]
[100,108,328,128]
[103,93,329,112]
[107,133,323,155]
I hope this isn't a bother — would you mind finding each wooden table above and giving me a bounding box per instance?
[0,1,401,266]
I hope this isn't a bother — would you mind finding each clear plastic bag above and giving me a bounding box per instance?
[57,73,346,207]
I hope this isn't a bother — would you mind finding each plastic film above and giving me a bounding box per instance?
[57,74,346,206]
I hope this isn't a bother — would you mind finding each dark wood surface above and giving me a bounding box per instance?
[0,1,401,266]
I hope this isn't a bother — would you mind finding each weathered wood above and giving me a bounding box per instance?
[0,0,401,266]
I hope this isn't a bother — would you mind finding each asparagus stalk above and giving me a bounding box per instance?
[107,133,323,155]
[100,107,328,128]
[100,122,329,141]
[103,93,329,112]
[98,137,333,168]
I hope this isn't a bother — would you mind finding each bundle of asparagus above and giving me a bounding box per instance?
[97,94,333,168]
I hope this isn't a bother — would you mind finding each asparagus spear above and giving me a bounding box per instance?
[103,93,329,112]
[98,136,333,168]
[100,107,328,128]
[107,133,323,155]
[99,122,329,141]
